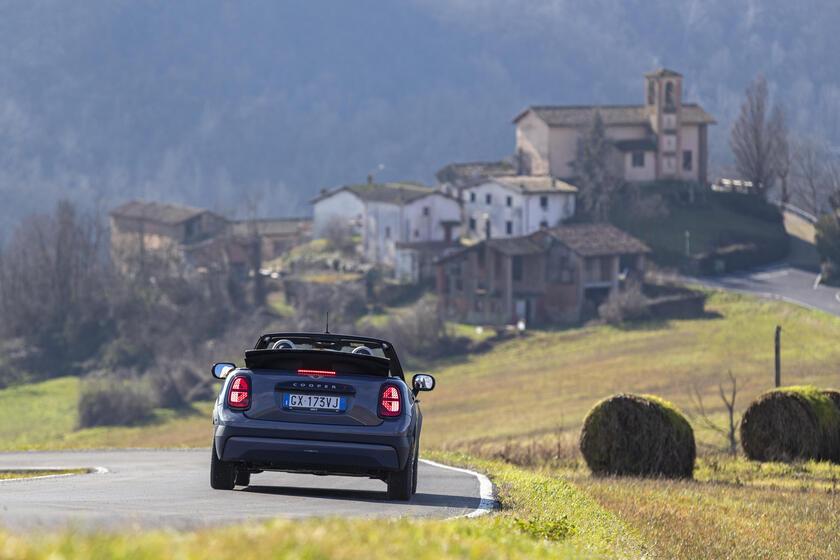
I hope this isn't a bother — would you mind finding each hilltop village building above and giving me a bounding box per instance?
[512,69,716,183]
[109,199,311,276]
[459,175,577,241]
[311,182,461,267]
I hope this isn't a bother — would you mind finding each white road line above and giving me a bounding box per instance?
[420,459,496,519]
[0,466,108,483]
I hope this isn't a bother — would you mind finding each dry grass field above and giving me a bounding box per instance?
[421,290,840,453]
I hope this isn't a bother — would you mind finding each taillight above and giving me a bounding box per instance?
[297,369,336,377]
[227,375,251,409]
[379,384,401,417]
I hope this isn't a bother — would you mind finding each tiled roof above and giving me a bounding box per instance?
[436,223,649,265]
[311,182,437,205]
[513,103,716,126]
[435,160,516,185]
[645,68,683,78]
[110,200,212,224]
[493,176,578,194]
[486,237,545,256]
[229,218,312,237]
[546,223,651,257]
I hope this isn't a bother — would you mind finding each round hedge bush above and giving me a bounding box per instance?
[740,386,840,462]
[579,393,695,478]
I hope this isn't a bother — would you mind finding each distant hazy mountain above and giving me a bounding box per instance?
[0,0,838,232]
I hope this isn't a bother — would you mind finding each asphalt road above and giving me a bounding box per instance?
[681,264,840,317]
[0,449,491,531]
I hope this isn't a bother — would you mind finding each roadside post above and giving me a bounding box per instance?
[775,325,781,387]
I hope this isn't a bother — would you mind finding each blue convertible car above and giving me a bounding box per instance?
[210,332,435,500]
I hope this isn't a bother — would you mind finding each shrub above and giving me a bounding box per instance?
[740,385,840,463]
[694,231,790,275]
[579,393,695,478]
[710,190,783,223]
[361,297,470,358]
[77,376,156,428]
[598,281,650,325]
[815,213,840,283]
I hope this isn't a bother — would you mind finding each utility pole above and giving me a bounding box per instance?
[775,325,782,387]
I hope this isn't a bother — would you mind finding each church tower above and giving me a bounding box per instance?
[645,69,683,179]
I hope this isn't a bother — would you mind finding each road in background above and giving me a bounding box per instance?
[0,449,485,530]
[681,264,840,317]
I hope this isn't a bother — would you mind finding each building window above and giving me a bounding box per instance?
[469,217,476,231]
[540,196,548,209]
[647,80,655,105]
[485,221,491,240]
[422,206,429,216]
[414,229,419,238]
[470,192,476,202]
[385,226,391,239]
[485,193,492,205]
[683,150,692,171]
[506,196,512,207]
[506,221,513,235]
[632,151,644,167]
[540,220,548,228]
[512,256,523,281]
[665,81,675,111]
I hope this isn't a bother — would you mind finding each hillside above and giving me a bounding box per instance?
[2,1,840,234]
[5,290,840,455]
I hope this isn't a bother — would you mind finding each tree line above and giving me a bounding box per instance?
[730,75,840,280]
[0,201,265,423]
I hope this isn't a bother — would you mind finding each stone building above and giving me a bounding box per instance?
[436,223,650,324]
[513,68,715,183]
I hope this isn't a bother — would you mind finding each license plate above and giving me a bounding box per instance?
[283,393,346,412]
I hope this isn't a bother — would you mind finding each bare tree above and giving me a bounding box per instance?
[572,110,625,222]
[729,75,782,196]
[792,138,831,216]
[690,371,740,456]
[770,105,792,205]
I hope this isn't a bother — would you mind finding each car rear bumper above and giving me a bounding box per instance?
[221,436,399,471]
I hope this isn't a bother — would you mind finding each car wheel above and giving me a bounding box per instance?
[210,440,236,490]
[386,445,415,501]
[235,469,251,487]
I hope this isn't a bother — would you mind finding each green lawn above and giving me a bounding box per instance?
[0,377,214,450]
[612,186,787,266]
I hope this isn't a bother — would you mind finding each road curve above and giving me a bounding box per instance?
[0,449,489,531]
[680,264,840,317]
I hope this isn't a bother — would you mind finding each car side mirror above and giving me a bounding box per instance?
[412,374,435,394]
[212,362,236,379]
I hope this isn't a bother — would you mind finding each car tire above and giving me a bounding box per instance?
[210,440,236,490]
[235,469,251,487]
[387,444,415,501]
